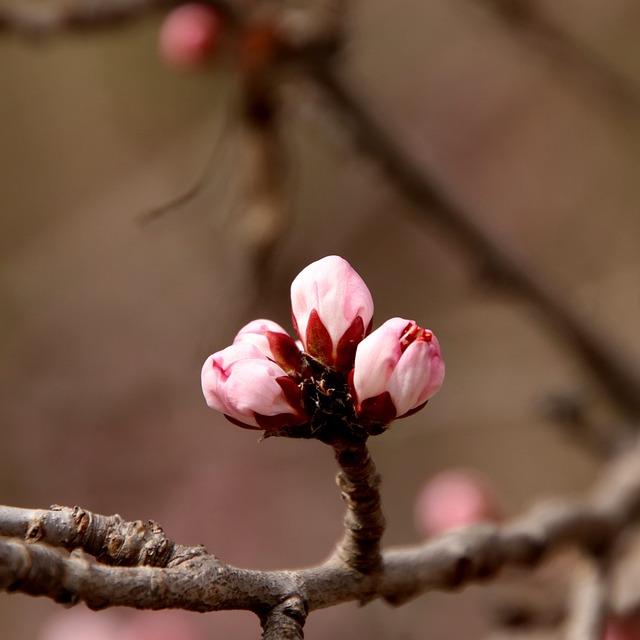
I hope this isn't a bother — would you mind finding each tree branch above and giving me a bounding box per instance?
[0,0,239,37]
[2,438,640,615]
[564,557,609,640]
[478,0,640,118]
[0,505,201,568]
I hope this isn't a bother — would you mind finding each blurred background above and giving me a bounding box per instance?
[1,0,640,637]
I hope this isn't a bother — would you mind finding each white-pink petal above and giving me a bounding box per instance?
[352,317,444,418]
[233,319,292,359]
[201,343,295,428]
[386,339,433,416]
[290,255,373,359]
[352,317,406,401]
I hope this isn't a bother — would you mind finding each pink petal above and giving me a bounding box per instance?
[290,256,373,364]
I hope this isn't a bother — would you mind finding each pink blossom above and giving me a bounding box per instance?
[351,317,444,423]
[233,319,302,375]
[201,343,307,430]
[290,256,374,372]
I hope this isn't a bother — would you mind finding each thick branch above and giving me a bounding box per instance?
[3,439,640,613]
[0,536,303,613]
[378,439,640,607]
[0,505,199,568]
[305,59,640,426]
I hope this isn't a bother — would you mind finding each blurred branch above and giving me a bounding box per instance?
[478,0,640,118]
[234,61,290,278]
[304,58,640,431]
[0,0,239,36]
[540,393,625,458]
[564,557,609,640]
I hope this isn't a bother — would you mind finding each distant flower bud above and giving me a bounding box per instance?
[233,319,303,375]
[352,317,444,424]
[201,343,307,430]
[290,256,374,372]
[414,470,503,538]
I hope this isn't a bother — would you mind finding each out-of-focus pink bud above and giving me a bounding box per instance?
[290,256,374,372]
[201,343,308,430]
[414,470,503,538]
[159,3,222,70]
[233,319,302,375]
[351,317,444,424]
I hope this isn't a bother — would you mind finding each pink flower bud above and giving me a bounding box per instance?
[290,256,374,372]
[233,319,303,375]
[201,343,307,430]
[351,317,444,424]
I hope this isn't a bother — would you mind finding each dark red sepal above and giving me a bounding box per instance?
[224,414,261,430]
[275,376,307,416]
[305,308,334,366]
[266,331,303,374]
[254,412,308,430]
[356,391,397,426]
[335,316,365,373]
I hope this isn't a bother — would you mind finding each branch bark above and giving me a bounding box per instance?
[2,438,640,615]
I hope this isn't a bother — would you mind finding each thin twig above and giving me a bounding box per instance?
[479,0,640,118]
[0,0,240,36]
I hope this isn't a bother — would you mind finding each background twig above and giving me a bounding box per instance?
[305,58,640,429]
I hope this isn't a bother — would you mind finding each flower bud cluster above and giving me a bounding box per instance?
[201,256,444,439]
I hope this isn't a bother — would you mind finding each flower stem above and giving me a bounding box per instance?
[260,596,307,640]
[332,440,386,575]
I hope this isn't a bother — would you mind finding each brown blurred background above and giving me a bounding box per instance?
[1,0,640,637]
